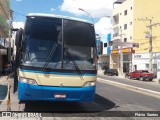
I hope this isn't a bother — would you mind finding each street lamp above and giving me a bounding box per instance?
[78,8,94,24]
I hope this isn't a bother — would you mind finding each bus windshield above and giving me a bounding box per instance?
[22,16,96,70]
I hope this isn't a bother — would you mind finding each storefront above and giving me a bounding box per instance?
[110,47,134,74]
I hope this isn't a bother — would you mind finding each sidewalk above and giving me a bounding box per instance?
[0,76,8,84]
[0,75,9,111]
[97,69,160,84]
[0,74,21,111]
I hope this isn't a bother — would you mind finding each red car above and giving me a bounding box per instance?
[128,70,155,81]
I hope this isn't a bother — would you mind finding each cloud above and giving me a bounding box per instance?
[94,17,112,35]
[12,22,24,29]
[60,0,114,18]
[51,8,56,12]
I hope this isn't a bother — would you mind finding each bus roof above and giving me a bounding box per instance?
[27,13,92,24]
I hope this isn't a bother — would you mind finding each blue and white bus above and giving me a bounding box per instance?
[14,13,97,102]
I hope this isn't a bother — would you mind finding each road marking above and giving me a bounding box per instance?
[97,77,160,99]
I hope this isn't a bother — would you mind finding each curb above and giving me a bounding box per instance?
[98,78,160,98]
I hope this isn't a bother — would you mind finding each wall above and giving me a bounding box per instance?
[101,34,111,55]
[133,0,160,53]
[112,0,134,43]
[132,52,160,74]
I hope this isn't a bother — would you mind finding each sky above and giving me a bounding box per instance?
[11,0,115,35]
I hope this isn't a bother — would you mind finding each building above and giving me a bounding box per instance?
[0,0,10,75]
[111,0,160,77]
[96,34,111,69]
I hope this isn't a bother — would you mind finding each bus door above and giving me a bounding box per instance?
[13,29,23,93]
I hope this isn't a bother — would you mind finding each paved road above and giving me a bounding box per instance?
[0,74,160,120]
[0,76,8,105]
[96,82,160,111]
[98,70,160,93]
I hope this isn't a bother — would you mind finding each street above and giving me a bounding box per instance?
[0,0,160,119]
[98,72,160,92]
[0,72,160,120]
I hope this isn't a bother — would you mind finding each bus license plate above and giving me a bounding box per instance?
[54,94,66,98]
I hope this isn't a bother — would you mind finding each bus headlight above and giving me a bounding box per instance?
[18,76,37,85]
[83,81,96,87]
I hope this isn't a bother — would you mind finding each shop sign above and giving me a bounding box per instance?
[122,48,131,53]
[134,55,142,58]
[111,48,132,54]
[111,49,118,54]
[133,54,149,59]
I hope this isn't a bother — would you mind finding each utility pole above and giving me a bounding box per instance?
[8,10,13,63]
[137,18,153,73]
[119,28,123,76]
[148,19,153,73]
[146,22,160,73]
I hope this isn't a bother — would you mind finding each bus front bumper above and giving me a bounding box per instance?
[18,81,96,102]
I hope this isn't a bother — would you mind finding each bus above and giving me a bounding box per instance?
[14,13,97,102]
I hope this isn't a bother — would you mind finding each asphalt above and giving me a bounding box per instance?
[97,69,160,84]
[0,69,160,111]
[97,69,160,99]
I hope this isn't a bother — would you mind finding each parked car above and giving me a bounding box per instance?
[104,69,118,76]
[128,70,155,81]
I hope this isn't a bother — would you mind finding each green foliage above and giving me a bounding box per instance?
[0,15,9,34]
[6,0,10,9]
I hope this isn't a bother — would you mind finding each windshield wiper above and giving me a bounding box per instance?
[42,43,58,71]
[64,47,84,80]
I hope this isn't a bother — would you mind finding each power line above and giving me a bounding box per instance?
[133,39,149,41]
[153,39,160,51]
[134,48,149,51]
[11,10,26,17]
[137,17,154,73]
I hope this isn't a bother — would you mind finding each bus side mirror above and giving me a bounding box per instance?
[15,29,23,47]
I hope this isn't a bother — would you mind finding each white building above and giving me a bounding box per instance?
[132,53,160,78]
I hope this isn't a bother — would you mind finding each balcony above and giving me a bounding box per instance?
[113,32,119,38]
[113,14,119,26]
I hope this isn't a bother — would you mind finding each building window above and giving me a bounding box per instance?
[124,24,127,30]
[131,7,132,10]
[130,21,132,25]
[104,43,107,47]
[130,36,132,40]
[124,10,127,15]
[124,38,127,42]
